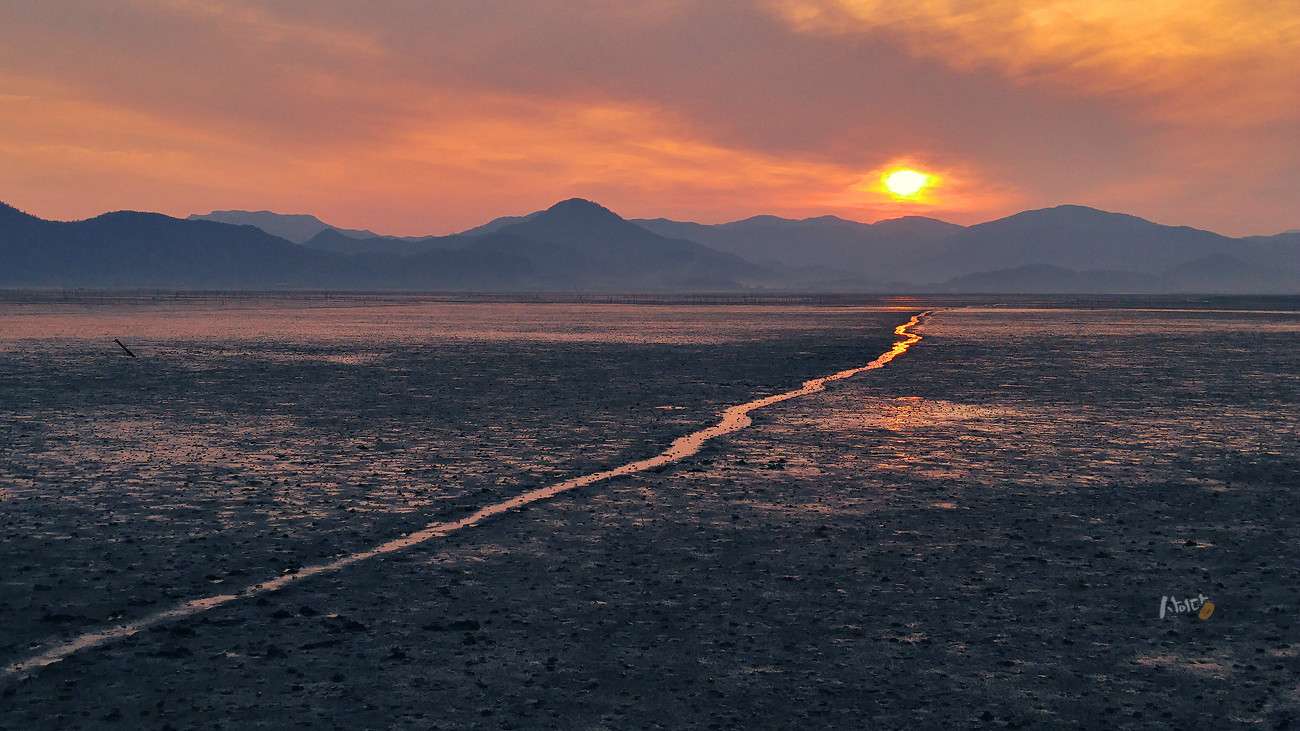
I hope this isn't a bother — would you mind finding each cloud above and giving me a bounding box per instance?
[761,0,1300,234]
[0,1,1294,235]
[0,66,1011,231]
[153,0,389,57]
[276,89,1019,230]
[765,0,1300,126]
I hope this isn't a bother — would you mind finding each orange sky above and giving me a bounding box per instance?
[0,1,1296,236]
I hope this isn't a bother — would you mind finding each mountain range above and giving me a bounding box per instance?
[3,198,1298,293]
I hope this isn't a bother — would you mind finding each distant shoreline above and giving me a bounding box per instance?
[2,289,1299,311]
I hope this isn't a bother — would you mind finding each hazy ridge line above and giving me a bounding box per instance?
[3,311,931,679]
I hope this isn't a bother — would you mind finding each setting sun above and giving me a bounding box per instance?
[883,169,931,197]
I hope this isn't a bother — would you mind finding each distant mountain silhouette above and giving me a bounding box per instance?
[1160,254,1298,293]
[635,205,1299,292]
[1240,232,1300,272]
[3,199,1298,292]
[915,206,1300,292]
[298,228,451,257]
[635,214,961,279]
[1,199,771,290]
[2,202,332,287]
[456,211,543,237]
[922,205,1239,279]
[489,199,769,288]
[933,256,1300,294]
[188,210,389,244]
[935,264,1162,294]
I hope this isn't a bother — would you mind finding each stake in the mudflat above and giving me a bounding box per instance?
[114,338,137,358]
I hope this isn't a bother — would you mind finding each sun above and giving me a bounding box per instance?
[883,169,931,197]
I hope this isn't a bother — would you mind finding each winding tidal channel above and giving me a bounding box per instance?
[4,311,932,679]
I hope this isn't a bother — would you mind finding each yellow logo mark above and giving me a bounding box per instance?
[1198,602,1215,620]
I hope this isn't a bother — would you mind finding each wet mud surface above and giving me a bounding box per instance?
[2,301,1298,728]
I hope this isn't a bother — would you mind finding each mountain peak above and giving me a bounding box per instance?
[539,198,622,221]
[502,198,636,244]
[190,210,334,243]
[1004,204,1144,225]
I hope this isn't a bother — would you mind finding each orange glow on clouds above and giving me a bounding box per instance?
[0,71,1016,231]
[761,0,1300,233]
[824,158,1017,219]
[0,1,1295,235]
[331,94,1022,229]
[766,0,1300,127]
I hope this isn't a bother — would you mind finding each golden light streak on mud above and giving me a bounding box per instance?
[3,311,932,679]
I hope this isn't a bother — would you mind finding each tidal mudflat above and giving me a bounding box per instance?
[1,295,1297,728]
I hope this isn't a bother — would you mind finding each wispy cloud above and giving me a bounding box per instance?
[765,0,1300,126]
[153,0,391,58]
[0,1,1295,234]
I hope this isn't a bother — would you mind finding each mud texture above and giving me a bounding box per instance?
[2,301,1298,729]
